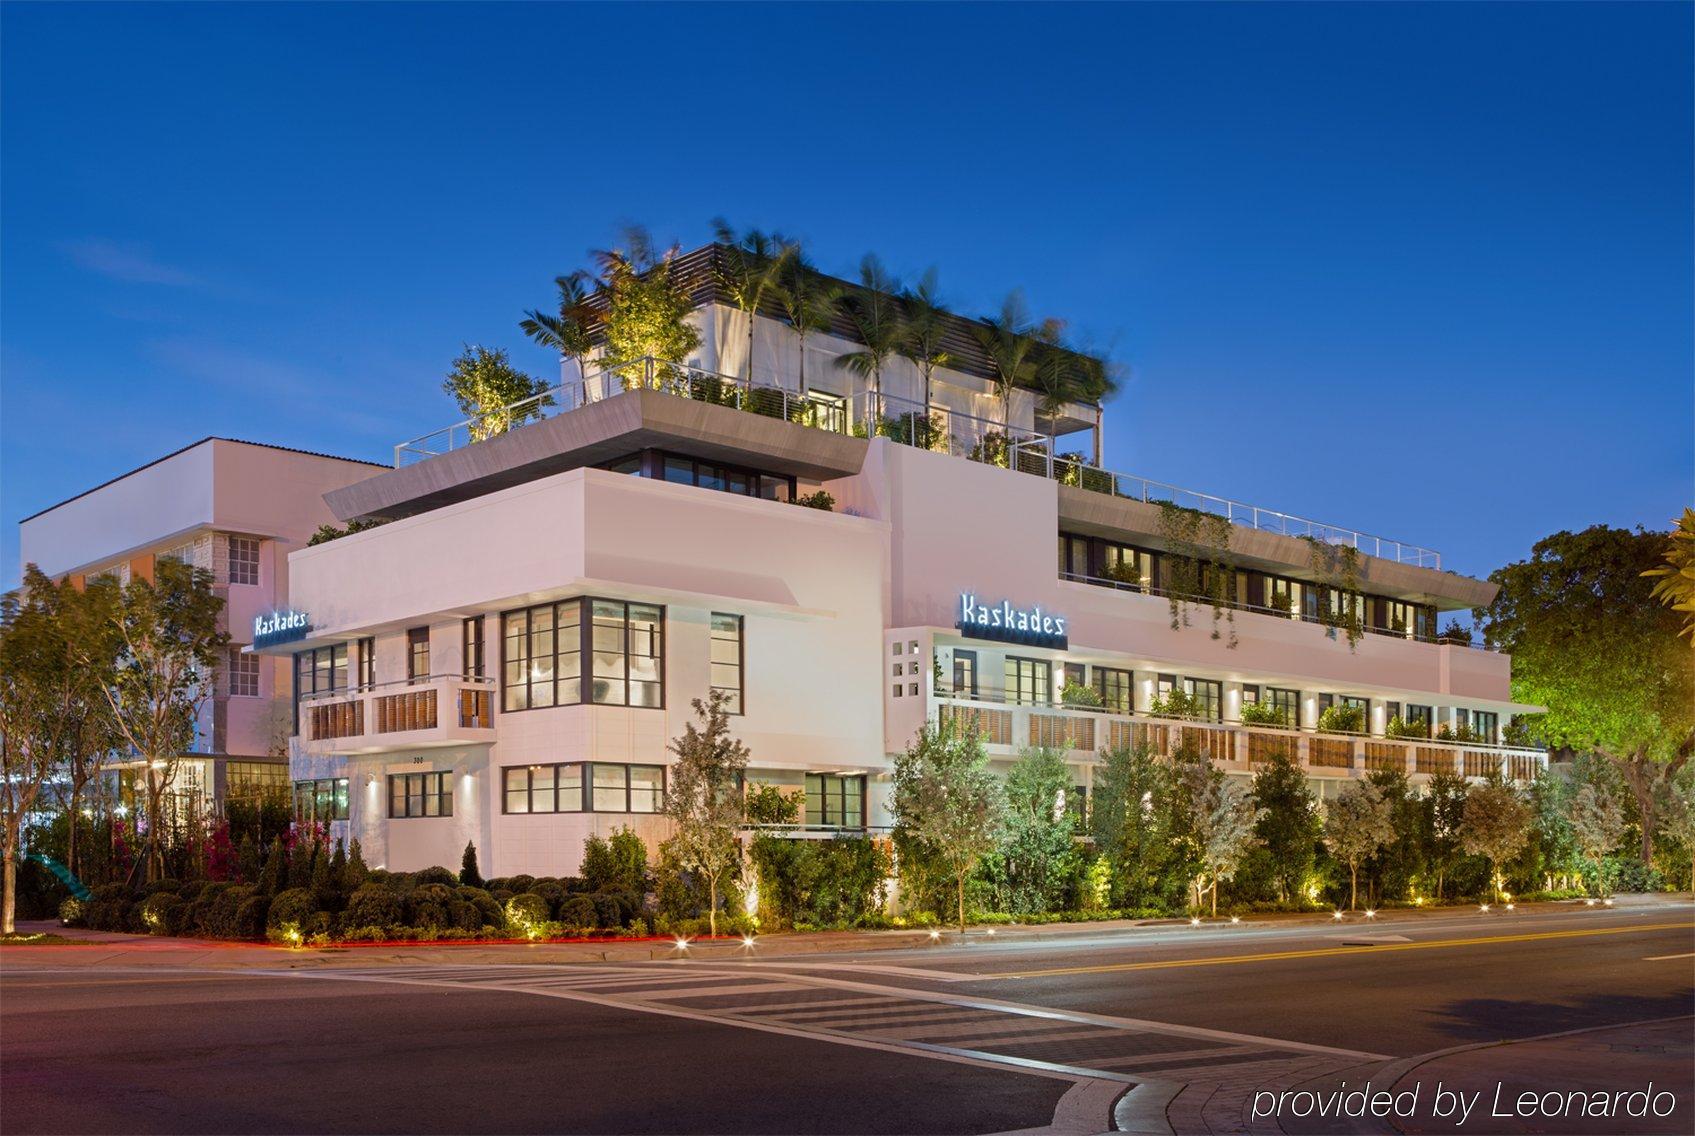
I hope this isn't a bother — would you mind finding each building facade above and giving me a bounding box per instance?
[17,437,386,806]
[238,251,1544,876]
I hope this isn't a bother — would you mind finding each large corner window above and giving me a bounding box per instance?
[805,773,866,830]
[710,613,744,713]
[502,599,665,712]
[388,771,453,818]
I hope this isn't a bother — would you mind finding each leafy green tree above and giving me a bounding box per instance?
[893,716,1003,932]
[1424,771,1470,899]
[662,691,748,936]
[1568,777,1626,897]
[1461,778,1534,902]
[711,220,795,385]
[834,254,901,400]
[1661,765,1695,891]
[772,246,841,395]
[1087,743,1179,910]
[1173,752,1260,916]
[973,292,1040,430]
[442,345,551,440]
[1526,768,1580,891]
[1363,769,1424,903]
[1477,525,1694,863]
[988,747,1076,915]
[897,268,952,427]
[78,558,228,882]
[594,227,702,382]
[519,271,597,385]
[1250,753,1321,904]
[1324,779,1395,911]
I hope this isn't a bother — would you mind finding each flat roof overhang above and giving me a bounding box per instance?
[328,389,871,522]
[1056,485,1497,610]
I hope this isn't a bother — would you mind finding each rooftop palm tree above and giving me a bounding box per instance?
[974,291,1040,431]
[833,254,901,403]
[518,270,597,391]
[711,219,795,386]
[897,268,952,425]
[772,245,841,395]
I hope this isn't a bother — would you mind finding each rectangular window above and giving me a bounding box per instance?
[804,773,866,830]
[502,599,666,712]
[1093,667,1134,713]
[1156,673,1177,700]
[710,613,744,714]
[1241,683,1261,706]
[407,627,430,684]
[952,649,978,696]
[1062,662,1086,698]
[1473,711,1499,742]
[388,771,452,819]
[1183,678,1223,722]
[228,648,260,697]
[462,616,485,680]
[227,762,287,800]
[228,537,260,585]
[503,763,585,814]
[1264,576,1303,618]
[292,644,349,732]
[357,637,375,691]
[293,778,349,822]
[1266,687,1299,722]
[591,600,664,708]
[1005,657,1052,705]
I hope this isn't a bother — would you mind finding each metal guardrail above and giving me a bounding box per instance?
[395,355,1442,568]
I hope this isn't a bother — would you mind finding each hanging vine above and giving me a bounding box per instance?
[1156,502,1237,647]
[1301,536,1364,650]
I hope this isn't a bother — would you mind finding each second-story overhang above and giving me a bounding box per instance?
[327,388,872,523]
[1056,484,1497,610]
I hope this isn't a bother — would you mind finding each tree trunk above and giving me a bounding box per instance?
[67,782,81,879]
[708,875,717,938]
[2,852,15,935]
[956,872,966,934]
[1210,877,1218,918]
[1349,864,1358,912]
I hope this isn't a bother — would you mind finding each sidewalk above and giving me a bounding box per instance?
[3,893,1688,972]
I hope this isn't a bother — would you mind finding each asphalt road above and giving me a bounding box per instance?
[3,904,1691,1135]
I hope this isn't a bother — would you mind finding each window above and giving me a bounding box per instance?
[228,762,287,800]
[1156,673,1177,700]
[1093,667,1134,713]
[1473,711,1499,742]
[389,771,453,818]
[643,451,796,502]
[228,537,260,585]
[462,617,485,680]
[1406,704,1433,733]
[504,601,579,710]
[574,763,665,813]
[227,648,260,697]
[1005,657,1052,705]
[805,773,866,829]
[1266,687,1299,722]
[1241,683,1261,707]
[407,627,430,684]
[293,644,348,732]
[952,649,978,696]
[1183,678,1223,722]
[294,777,349,822]
[591,600,664,707]
[503,763,584,814]
[1062,662,1087,697]
[357,637,375,690]
[710,613,744,713]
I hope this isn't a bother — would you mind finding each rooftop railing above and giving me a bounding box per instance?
[395,355,1441,569]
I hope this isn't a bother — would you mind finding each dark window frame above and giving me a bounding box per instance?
[602,449,797,503]
[407,627,431,685]
[709,612,744,715]
[293,777,349,822]
[502,598,666,713]
[388,771,453,819]
[804,773,867,830]
[462,616,486,680]
[228,536,260,586]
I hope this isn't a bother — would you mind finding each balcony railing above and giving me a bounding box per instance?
[299,674,496,749]
[1059,570,1493,650]
[394,355,1440,569]
[933,692,1545,782]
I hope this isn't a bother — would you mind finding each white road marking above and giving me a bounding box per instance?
[1643,952,1694,961]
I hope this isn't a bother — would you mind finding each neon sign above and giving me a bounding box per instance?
[253,609,312,648]
[956,593,1068,650]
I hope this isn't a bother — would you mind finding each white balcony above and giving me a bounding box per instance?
[297,674,496,756]
[932,695,1547,783]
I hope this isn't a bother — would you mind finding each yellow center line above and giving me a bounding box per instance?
[984,922,1695,979]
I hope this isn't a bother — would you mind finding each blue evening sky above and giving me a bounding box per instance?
[2,2,1689,592]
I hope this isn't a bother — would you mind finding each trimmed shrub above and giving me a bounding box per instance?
[505,892,550,934]
[406,883,457,929]
[58,896,86,927]
[144,877,183,897]
[85,884,133,932]
[345,884,403,928]
[446,900,481,932]
[455,887,503,929]
[530,879,567,915]
[232,894,271,940]
[140,892,188,936]
[410,866,457,889]
[266,887,319,940]
[592,890,640,931]
[557,895,596,929]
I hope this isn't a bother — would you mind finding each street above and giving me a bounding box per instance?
[3,903,1691,1135]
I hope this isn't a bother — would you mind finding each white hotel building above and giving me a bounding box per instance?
[20,246,1544,874]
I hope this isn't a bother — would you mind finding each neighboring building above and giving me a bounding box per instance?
[242,246,1545,876]
[17,437,386,808]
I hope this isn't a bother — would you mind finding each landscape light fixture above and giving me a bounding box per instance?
[929,929,941,941]
[1229,915,1240,925]
[675,937,690,950]
[1480,904,1491,913]
[1332,911,1344,920]
[1364,910,1376,919]
[1505,903,1515,911]
[741,935,756,948]
[1190,917,1201,926]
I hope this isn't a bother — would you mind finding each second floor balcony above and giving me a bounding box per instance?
[297,674,496,756]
